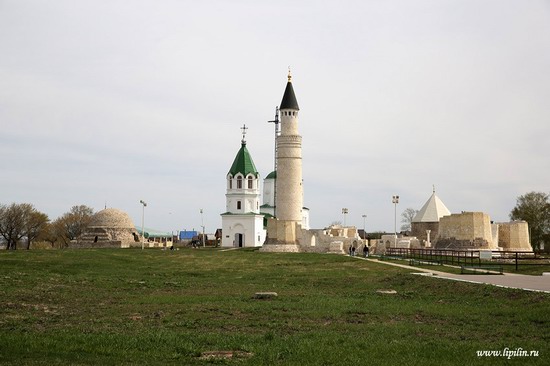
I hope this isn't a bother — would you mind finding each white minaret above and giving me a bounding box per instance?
[275,70,303,224]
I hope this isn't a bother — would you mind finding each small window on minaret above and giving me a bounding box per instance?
[237,201,241,210]
[237,176,242,189]
[248,177,253,189]
[229,178,232,189]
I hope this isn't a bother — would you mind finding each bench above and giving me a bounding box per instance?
[460,265,503,274]
[409,259,442,266]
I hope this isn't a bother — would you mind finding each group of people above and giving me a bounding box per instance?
[348,244,369,258]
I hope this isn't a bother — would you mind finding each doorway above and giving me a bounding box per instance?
[235,233,244,247]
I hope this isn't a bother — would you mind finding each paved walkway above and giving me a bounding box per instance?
[357,256,550,293]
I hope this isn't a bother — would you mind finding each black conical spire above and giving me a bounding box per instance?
[280,70,299,110]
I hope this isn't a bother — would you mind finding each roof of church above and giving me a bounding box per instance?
[228,141,259,177]
[280,73,299,110]
[412,191,451,223]
[265,170,277,179]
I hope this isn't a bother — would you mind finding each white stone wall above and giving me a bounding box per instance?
[280,109,299,135]
[221,214,266,247]
[262,177,275,207]
[498,221,532,251]
[297,226,363,253]
[222,171,265,247]
[438,212,495,246]
[225,173,261,214]
[302,208,310,230]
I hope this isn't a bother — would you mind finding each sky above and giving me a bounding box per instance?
[1,0,549,234]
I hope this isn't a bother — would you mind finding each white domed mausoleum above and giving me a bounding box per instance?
[76,208,140,248]
[220,128,267,247]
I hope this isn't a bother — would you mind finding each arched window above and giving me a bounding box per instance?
[237,176,242,189]
[228,175,233,189]
[248,176,253,189]
[237,201,241,210]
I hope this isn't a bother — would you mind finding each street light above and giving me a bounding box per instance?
[342,208,348,227]
[392,195,399,247]
[200,209,205,247]
[362,214,367,242]
[139,200,147,250]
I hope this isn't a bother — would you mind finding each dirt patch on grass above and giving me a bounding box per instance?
[198,350,253,360]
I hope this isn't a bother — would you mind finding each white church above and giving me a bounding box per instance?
[220,128,266,247]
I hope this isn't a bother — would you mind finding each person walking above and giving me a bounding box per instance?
[363,244,369,258]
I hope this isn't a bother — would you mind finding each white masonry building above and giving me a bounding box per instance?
[220,128,266,247]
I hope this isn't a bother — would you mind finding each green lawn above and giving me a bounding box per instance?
[0,248,548,365]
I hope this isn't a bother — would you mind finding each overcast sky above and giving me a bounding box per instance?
[1,0,549,234]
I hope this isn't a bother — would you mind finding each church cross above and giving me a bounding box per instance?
[241,124,248,141]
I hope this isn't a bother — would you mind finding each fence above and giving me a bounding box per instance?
[385,248,547,270]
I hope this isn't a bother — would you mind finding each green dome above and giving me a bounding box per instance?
[228,142,259,177]
[265,171,277,179]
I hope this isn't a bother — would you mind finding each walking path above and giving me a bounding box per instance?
[356,256,550,293]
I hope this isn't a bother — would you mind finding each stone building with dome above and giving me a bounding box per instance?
[74,208,140,248]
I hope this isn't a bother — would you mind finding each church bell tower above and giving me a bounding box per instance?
[220,125,266,247]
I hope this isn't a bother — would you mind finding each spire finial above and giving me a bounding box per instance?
[433,184,436,194]
[240,124,248,144]
[287,66,292,82]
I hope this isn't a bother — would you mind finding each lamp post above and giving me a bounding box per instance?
[139,200,147,250]
[362,214,367,243]
[392,195,399,247]
[200,209,205,247]
[342,208,348,227]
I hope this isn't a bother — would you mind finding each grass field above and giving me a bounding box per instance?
[0,248,548,365]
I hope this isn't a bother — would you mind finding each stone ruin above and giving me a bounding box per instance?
[74,208,140,248]
[434,212,531,251]
[262,221,363,254]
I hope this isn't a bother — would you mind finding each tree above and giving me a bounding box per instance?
[400,208,418,231]
[0,203,44,250]
[25,211,49,250]
[40,222,60,248]
[56,205,94,246]
[510,192,550,251]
